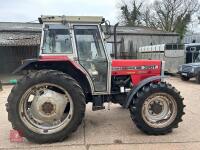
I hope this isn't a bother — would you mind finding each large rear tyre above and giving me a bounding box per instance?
[129,82,185,135]
[6,70,86,143]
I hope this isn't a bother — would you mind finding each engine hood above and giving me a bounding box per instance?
[112,59,161,67]
[112,59,161,75]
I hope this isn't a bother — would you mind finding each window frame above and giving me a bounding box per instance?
[40,23,75,56]
[73,25,107,61]
[73,24,109,93]
[42,24,73,54]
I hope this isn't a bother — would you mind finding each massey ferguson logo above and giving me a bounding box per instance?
[112,65,159,71]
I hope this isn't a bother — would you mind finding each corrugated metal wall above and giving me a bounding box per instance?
[106,34,179,59]
[0,46,39,73]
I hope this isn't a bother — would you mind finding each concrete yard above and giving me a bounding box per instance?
[0,77,200,150]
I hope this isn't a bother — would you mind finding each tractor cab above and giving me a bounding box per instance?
[39,16,111,94]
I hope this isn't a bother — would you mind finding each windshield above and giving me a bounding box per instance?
[42,24,73,54]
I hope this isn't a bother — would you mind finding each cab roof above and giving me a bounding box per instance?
[38,15,105,24]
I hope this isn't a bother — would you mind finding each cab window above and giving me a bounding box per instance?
[42,24,73,54]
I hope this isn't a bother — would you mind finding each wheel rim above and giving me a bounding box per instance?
[19,83,74,134]
[141,93,177,128]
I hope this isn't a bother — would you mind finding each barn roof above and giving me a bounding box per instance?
[109,26,178,36]
[0,22,178,46]
[0,22,41,32]
[0,22,41,46]
[0,32,41,46]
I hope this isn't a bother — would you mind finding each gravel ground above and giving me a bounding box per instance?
[0,76,199,150]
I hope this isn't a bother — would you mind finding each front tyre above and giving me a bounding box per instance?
[196,73,200,84]
[181,76,190,81]
[129,82,185,135]
[6,70,86,143]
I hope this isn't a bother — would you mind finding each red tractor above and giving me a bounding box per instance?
[6,16,185,144]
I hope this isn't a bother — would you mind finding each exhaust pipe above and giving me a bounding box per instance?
[114,23,119,59]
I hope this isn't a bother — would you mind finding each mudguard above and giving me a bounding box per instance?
[12,57,93,94]
[13,59,38,74]
[13,56,80,74]
[125,76,166,108]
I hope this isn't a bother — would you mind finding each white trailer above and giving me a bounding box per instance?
[138,44,185,73]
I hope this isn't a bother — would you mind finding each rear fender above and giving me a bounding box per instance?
[13,58,93,95]
[125,76,166,108]
[13,59,38,74]
[13,56,83,74]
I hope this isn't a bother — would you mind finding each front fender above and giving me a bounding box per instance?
[125,76,167,108]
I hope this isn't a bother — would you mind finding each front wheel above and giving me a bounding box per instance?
[129,82,185,135]
[181,76,190,81]
[6,70,86,143]
[196,73,200,84]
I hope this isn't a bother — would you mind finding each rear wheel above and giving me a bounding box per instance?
[129,82,185,135]
[6,70,86,143]
[181,76,190,81]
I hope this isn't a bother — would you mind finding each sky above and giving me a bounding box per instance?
[0,0,120,24]
[0,0,155,24]
[0,0,199,32]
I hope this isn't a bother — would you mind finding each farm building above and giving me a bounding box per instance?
[0,22,41,74]
[0,22,179,74]
[106,26,179,58]
[184,33,200,44]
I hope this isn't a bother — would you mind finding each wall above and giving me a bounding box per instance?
[106,34,179,59]
[184,34,200,44]
[0,46,39,73]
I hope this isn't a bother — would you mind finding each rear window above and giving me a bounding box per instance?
[42,24,73,54]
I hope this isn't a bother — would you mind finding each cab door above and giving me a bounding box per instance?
[73,25,109,92]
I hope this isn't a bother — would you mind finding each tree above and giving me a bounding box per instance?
[144,0,200,39]
[119,0,143,26]
[118,0,200,39]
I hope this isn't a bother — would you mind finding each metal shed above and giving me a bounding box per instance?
[184,33,200,44]
[0,22,41,73]
[0,22,179,73]
[106,26,179,59]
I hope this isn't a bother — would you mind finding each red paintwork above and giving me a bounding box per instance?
[39,55,84,73]
[112,59,161,85]
[39,55,70,61]
[39,55,161,86]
